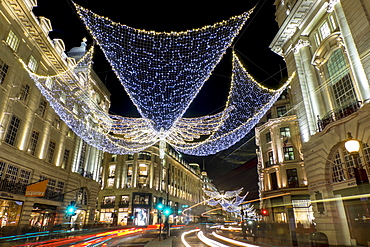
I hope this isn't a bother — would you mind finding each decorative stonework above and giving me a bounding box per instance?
[293,39,311,54]
[326,0,339,13]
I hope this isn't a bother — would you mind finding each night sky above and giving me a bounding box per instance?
[33,0,286,180]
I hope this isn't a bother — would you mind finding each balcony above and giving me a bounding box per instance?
[0,180,64,201]
[0,179,26,196]
[318,101,360,131]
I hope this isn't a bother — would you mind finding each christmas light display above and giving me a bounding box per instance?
[169,52,294,155]
[74,2,253,132]
[203,188,248,213]
[21,4,295,157]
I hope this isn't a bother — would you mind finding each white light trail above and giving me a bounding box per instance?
[212,231,260,246]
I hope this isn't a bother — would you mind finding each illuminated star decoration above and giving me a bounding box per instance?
[22,4,294,156]
[203,188,248,213]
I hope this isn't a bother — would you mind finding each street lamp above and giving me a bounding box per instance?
[344,132,368,185]
[344,132,360,154]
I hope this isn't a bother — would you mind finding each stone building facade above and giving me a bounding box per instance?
[98,144,205,226]
[0,0,110,233]
[255,89,314,245]
[270,0,370,245]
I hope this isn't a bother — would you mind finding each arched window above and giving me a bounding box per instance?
[331,142,370,183]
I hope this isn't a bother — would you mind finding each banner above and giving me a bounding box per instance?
[25,179,48,197]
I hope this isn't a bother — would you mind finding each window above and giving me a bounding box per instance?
[266,132,271,143]
[56,181,65,194]
[0,58,9,84]
[5,115,21,146]
[127,154,134,160]
[127,165,133,176]
[0,161,5,178]
[61,149,70,169]
[266,112,272,121]
[19,169,31,185]
[267,151,274,166]
[19,84,30,102]
[6,30,19,51]
[28,130,39,155]
[109,165,116,177]
[107,178,114,187]
[73,103,78,114]
[139,164,148,176]
[111,154,117,162]
[270,172,278,190]
[327,49,356,107]
[0,161,30,185]
[133,194,150,205]
[138,152,151,160]
[78,141,87,174]
[60,91,66,104]
[329,15,336,30]
[332,152,345,183]
[37,99,48,117]
[46,140,56,163]
[5,164,19,182]
[28,55,38,72]
[280,127,291,137]
[45,78,54,89]
[277,106,287,117]
[314,32,320,46]
[283,146,295,160]
[53,115,61,130]
[67,129,74,139]
[121,195,129,204]
[319,21,331,40]
[287,168,299,187]
[102,196,115,205]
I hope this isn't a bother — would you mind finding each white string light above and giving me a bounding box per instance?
[74,2,253,132]
[21,4,295,157]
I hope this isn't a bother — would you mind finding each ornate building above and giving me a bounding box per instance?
[98,144,206,226]
[0,0,110,233]
[270,0,370,245]
[255,89,314,245]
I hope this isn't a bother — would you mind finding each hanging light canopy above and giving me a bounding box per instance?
[21,3,294,156]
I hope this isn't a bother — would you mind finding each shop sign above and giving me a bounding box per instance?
[25,179,49,197]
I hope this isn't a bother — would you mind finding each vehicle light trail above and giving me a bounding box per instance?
[197,231,229,247]
[181,229,200,247]
[212,231,260,246]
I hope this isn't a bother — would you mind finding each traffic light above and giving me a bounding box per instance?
[66,201,77,216]
[261,209,269,216]
[156,197,164,210]
[156,202,164,210]
[163,207,172,216]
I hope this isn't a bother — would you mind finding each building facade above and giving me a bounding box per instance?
[98,144,205,226]
[0,0,110,233]
[270,0,370,245]
[255,89,314,245]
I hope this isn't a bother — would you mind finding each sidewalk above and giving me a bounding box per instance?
[144,236,175,247]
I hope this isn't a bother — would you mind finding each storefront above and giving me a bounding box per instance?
[118,208,129,226]
[0,197,23,228]
[71,209,86,229]
[132,193,151,226]
[29,203,57,231]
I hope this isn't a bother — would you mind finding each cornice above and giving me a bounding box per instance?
[6,0,68,73]
[270,0,320,57]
